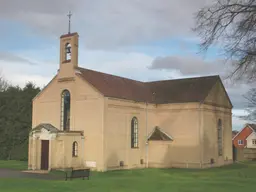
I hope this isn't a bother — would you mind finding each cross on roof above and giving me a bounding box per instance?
[67,11,72,34]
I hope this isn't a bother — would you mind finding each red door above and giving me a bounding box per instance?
[41,140,49,170]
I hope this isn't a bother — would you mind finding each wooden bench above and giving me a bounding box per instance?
[64,168,90,181]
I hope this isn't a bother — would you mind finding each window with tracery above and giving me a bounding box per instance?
[72,141,78,157]
[217,119,223,156]
[131,117,138,148]
[61,90,70,131]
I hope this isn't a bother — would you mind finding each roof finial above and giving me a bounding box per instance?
[67,11,72,34]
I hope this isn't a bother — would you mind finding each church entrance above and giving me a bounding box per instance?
[40,140,49,170]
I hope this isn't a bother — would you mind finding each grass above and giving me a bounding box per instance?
[0,160,256,192]
[0,160,27,170]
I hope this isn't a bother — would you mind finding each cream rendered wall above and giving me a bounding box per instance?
[203,80,232,109]
[35,139,41,170]
[50,134,83,169]
[148,141,172,168]
[31,72,104,171]
[155,103,201,168]
[246,132,256,148]
[104,99,203,169]
[74,76,105,171]
[104,98,157,170]
[202,80,233,167]
[201,105,232,166]
[29,131,84,170]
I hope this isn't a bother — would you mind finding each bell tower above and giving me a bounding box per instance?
[58,11,79,78]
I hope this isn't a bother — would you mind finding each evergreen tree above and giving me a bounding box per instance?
[0,81,40,160]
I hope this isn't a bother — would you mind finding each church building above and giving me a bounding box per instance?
[28,31,233,172]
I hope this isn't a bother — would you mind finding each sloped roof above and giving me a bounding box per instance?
[148,126,173,141]
[76,67,222,105]
[31,123,59,133]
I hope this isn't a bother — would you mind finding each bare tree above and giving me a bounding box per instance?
[0,71,9,92]
[242,88,256,121]
[194,0,256,83]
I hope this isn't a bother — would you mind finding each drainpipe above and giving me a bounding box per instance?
[145,101,149,168]
[198,102,203,168]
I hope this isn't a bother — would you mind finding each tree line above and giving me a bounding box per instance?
[0,75,40,160]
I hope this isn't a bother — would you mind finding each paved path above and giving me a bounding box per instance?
[0,168,63,180]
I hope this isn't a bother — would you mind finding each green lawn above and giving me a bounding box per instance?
[0,160,256,192]
[0,160,27,170]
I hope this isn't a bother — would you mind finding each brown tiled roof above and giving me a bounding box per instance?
[146,76,219,104]
[76,67,153,102]
[76,67,223,105]
[248,124,256,132]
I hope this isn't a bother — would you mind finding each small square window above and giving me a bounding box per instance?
[238,140,243,145]
[252,139,256,145]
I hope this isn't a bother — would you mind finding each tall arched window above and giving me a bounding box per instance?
[65,42,71,60]
[72,141,78,157]
[217,119,223,156]
[61,90,71,131]
[131,117,138,148]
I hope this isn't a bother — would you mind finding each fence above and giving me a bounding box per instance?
[233,146,256,161]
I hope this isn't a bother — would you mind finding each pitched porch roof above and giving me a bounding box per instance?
[147,126,173,141]
[31,123,59,133]
[30,123,84,136]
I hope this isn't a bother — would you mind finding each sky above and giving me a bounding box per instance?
[0,0,254,130]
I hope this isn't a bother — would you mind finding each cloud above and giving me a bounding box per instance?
[0,52,39,65]
[79,50,181,82]
[147,54,256,113]
[0,0,250,131]
[0,0,212,49]
[232,109,249,130]
[0,46,249,130]
[148,54,229,77]
[0,46,181,88]
[224,81,255,109]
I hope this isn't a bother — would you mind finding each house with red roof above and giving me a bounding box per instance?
[233,124,256,149]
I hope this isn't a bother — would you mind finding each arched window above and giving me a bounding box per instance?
[72,141,78,157]
[217,119,223,156]
[65,42,71,60]
[131,117,138,148]
[61,90,71,131]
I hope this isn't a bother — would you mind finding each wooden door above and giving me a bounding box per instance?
[41,140,49,170]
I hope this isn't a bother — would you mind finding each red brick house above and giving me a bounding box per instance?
[232,124,256,148]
